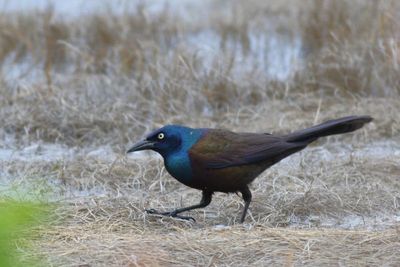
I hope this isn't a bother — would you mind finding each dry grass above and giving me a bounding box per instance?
[3,140,400,266]
[33,225,400,266]
[0,0,400,266]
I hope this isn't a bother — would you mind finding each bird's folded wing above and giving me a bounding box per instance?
[189,130,303,169]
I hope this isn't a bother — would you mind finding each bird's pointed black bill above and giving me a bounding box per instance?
[127,140,155,153]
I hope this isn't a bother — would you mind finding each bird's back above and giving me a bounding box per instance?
[186,129,306,192]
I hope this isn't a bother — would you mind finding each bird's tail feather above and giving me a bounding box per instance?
[284,115,373,143]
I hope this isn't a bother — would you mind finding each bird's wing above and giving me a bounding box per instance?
[189,129,304,169]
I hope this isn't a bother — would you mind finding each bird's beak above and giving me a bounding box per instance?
[127,140,155,153]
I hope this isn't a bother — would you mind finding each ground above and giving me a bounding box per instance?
[0,0,399,266]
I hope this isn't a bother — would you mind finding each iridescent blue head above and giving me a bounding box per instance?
[127,125,205,158]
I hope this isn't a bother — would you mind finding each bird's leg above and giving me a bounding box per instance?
[239,186,252,223]
[146,190,213,221]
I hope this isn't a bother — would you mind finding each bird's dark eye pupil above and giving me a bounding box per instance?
[158,133,164,140]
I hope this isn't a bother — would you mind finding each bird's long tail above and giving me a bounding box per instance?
[284,115,373,143]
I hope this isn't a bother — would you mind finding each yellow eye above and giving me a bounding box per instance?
[158,133,165,140]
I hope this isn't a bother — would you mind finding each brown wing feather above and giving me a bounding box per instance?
[190,129,306,169]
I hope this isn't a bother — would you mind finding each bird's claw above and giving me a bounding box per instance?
[145,209,196,222]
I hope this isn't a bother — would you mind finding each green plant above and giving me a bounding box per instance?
[0,201,49,267]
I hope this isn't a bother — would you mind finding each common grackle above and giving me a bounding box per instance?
[127,115,372,223]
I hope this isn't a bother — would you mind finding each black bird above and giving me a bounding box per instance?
[127,115,372,222]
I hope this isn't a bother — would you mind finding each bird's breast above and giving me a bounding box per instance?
[164,152,193,185]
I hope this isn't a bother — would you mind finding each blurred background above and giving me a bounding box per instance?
[0,0,398,146]
[0,0,399,266]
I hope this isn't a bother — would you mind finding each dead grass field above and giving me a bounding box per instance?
[0,0,400,266]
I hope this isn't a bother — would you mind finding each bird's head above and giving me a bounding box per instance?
[127,125,204,157]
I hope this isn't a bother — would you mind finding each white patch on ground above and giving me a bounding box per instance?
[0,143,77,162]
[212,224,232,231]
[0,140,157,163]
[278,140,400,171]
[289,213,400,230]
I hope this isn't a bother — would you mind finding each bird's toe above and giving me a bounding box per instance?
[145,209,196,222]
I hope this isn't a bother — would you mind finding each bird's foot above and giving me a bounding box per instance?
[145,209,196,222]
